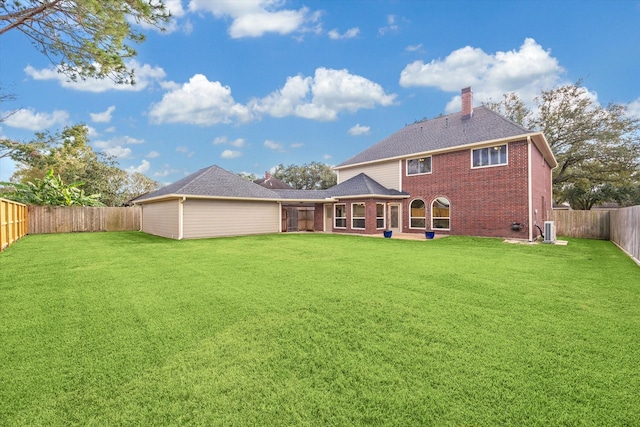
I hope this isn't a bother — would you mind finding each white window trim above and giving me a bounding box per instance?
[431,197,451,231]
[376,203,386,230]
[334,203,346,229]
[351,202,366,230]
[409,198,426,230]
[406,156,432,176]
[471,144,508,169]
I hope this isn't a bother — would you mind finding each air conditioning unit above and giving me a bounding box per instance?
[543,221,556,243]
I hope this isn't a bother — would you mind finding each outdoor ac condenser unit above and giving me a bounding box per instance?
[543,221,556,243]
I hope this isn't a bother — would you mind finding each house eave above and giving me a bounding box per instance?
[334,132,554,170]
[134,194,283,204]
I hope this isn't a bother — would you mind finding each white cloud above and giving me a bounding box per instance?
[221,149,243,159]
[627,98,640,119]
[154,166,181,177]
[146,151,161,158]
[349,124,370,136]
[252,67,396,121]
[3,108,68,130]
[24,60,167,93]
[405,43,424,53]
[379,15,398,35]
[176,145,195,157]
[399,38,564,113]
[128,159,151,174]
[264,140,285,151]
[323,154,331,160]
[213,136,246,147]
[104,146,133,159]
[188,0,316,38]
[90,106,116,123]
[86,125,99,138]
[93,135,144,159]
[328,27,359,40]
[149,74,252,125]
[290,142,304,148]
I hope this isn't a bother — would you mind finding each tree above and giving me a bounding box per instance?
[0,1,170,85]
[7,124,159,206]
[1,169,103,206]
[485,82,640,209]
[273,162,337,190]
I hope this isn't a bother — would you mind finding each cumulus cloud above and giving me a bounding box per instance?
[221,149,243,159]
[399,38,564,112]
[148,74,251,125]
[90,106,116,123]
[328,27,359,40]
[252,67,397,121]
[349,124,370,136]
[93,135,144,159]
[3,108,69,130]
[176,146,195,157]
[188,0,318,38]
[405,43,424,53]
[128,159,151,174]
[263,140,286,152]
[379,15,399,35]
[24,60,167,93]
[146,151,161,158]
[213,136,246,148]
[627,98,640,119]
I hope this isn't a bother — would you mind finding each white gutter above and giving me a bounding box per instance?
[527,137,533,242]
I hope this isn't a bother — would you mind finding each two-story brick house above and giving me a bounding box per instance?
[330,88,557,240]
[135,88,556,241]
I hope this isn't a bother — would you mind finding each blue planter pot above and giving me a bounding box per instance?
[383,230,392,238]
[425,231,435,239]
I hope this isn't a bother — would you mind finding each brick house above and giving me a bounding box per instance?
[135,88,556,241]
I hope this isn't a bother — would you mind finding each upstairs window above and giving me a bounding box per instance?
[472,144,507,168]
[407,157,432,175]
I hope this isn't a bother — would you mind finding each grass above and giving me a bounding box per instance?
[1,232,639,426]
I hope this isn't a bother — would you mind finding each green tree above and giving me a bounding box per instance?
[0,0,170,85]
[8,124,159,206]
[485,82,640,209]
[1,169,103,206]
[273,162,337,190]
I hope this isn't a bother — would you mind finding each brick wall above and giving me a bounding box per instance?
[401,139,536,239]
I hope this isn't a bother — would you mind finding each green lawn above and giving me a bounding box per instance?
[1,232,639,426]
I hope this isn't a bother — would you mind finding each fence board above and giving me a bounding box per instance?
[1,198,28,251]
[548,210,611,239]
[28,206,141,234]
[610,206,640,264]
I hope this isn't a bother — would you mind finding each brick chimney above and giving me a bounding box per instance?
[461,87,473,120]
[265,171,271,180]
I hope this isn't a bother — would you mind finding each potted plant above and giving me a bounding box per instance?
[383,230,392,238]
[425,229,435,239]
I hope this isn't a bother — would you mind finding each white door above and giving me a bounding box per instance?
[389,204,401,233]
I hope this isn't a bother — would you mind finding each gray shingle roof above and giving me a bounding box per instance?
[134,165,278,201]
[253,176,294,189]
[337,106,533,167]
[328,173,408,197]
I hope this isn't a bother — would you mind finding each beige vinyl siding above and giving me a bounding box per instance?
[338,160,401,190]
[141,199,180,239]
[182,199,279,239]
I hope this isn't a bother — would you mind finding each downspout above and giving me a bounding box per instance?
[527,136,533,242]
[178,197,185,240]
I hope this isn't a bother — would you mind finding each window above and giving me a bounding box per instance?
[410,199,426,229]
[472,144,507,167]
[407,157,432,175]
[352,203,365,229]
[376,203,385,229]
[432,197,450,230]
[334,204,346,228]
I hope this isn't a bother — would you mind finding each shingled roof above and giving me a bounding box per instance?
[134,165,278,202]
[336,106,534,168]
[327,173,407,197]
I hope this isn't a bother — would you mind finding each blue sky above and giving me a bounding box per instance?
[1,0,639,183]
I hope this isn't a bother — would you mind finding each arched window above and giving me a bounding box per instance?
[410,199,426,229]
[432,197,450,230]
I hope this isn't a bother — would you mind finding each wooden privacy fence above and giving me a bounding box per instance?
[548,209,611,240]
[610,206,640,264]
[1,198,28,251]
[28,206,141,234]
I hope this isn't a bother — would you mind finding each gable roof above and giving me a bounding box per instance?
[134,165,278,202]
[336,106,539,168]
[327,173,408,198]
